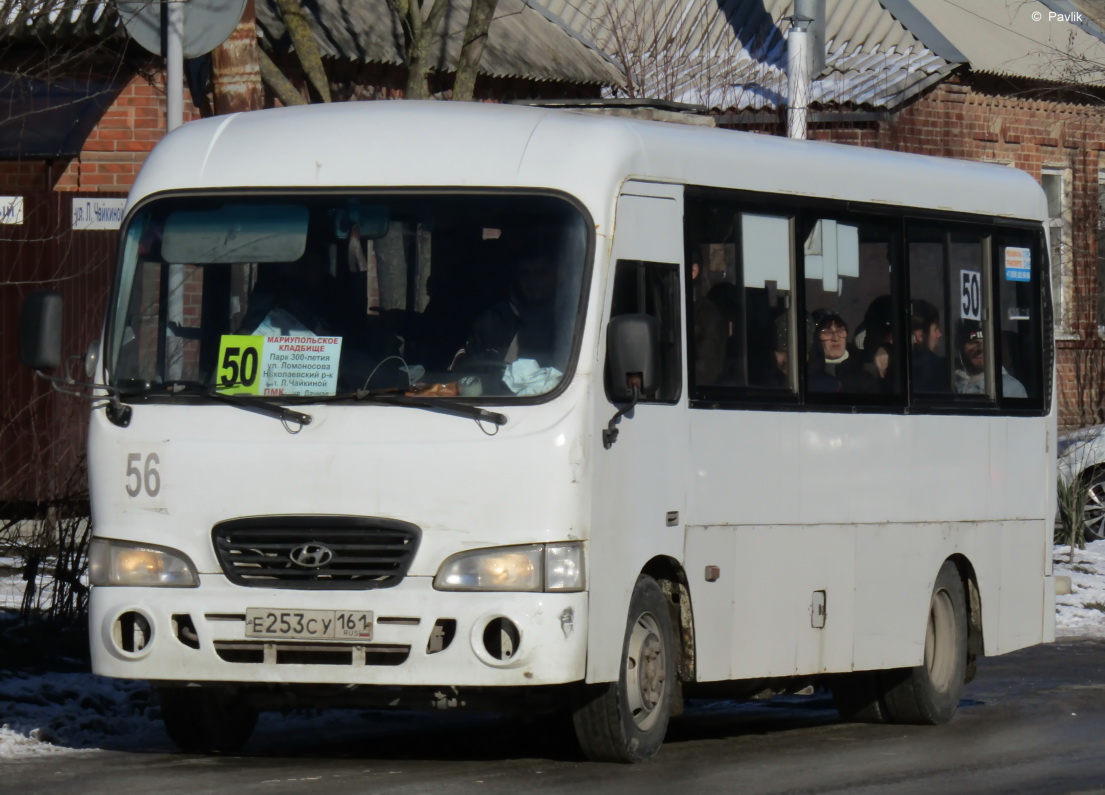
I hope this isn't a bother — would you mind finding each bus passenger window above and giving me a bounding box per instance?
[803,217,899,398]
[607,259,681,403]
[684,199,795,396]
[908,226,955,396]
[908,226,1000,399]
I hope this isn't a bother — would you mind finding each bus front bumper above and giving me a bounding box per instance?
[89,576,588,687]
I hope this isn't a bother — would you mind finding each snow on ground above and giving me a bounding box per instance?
[1053,539,1105,637]
[1,543,1104,760]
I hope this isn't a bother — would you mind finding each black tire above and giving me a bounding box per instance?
[158,686,258,753]
[829,670,890,724]
[834,561,967,726]
[572,575,676,763]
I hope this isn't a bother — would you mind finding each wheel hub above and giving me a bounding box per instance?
[626,612,667,730]
[638,633,665,710]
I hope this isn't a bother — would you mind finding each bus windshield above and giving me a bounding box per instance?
[108,192,589,401]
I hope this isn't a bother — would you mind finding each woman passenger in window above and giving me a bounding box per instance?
[807,311,877,393]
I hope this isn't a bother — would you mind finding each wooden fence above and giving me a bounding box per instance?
[1,191,123,510]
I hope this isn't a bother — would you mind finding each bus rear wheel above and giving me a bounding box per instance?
[158,686,258,753]
[571,574,676,762]
[832,561,967,726]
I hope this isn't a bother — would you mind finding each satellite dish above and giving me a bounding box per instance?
[118,0,247,59]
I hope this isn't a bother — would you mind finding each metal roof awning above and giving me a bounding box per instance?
[0,75,124,159]
[254,0,624,86]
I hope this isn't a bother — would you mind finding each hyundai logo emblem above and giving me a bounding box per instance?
[289,543,334,568]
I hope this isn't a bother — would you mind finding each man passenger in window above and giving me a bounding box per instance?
[807,311,877,393]
[953,320,1026,397]
[462,251,558,367]
[910,299,947,393]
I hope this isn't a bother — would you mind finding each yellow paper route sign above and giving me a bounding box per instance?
[216,334,342,396]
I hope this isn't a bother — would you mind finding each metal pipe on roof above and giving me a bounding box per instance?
[787,10,811,139]
[167,0,184,131]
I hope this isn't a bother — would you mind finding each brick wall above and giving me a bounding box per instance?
[0,70,200,194]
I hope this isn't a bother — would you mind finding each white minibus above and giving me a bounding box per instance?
[21,100,1055,762]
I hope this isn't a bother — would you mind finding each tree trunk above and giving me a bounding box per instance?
[275,0,331,102]
[393,0,450,99]
[258,48,307,106]
[452,0,498,101]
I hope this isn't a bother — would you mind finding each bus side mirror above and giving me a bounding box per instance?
[606,313,659,400]
[19,290,63,371]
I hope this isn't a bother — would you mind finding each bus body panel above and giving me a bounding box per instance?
[585,185,690,684]
[128,103,1047,227]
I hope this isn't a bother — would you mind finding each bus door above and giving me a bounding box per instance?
[587,183,689,683]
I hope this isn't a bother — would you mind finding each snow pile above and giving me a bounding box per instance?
[1054,540,1105,637]
[0,670,159,757]
[1,542,1103,759]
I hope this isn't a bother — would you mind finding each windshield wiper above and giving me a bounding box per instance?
[205,389,313,425]
[319,388,508,426]
[117,381,313,425]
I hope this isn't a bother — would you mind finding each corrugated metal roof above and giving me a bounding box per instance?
[256,0,624,86]
[0,0,118,42]
[538,0,1105,110]
[537,0,951,109]
[900,0,1105,86]
[0,0,622,86]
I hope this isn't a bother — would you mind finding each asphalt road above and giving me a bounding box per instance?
[7,638,1105,795]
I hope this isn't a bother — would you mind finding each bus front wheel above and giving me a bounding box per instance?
[571,574,676,762]
[158,686,258,753]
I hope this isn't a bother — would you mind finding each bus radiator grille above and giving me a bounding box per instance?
[212,516,421,590]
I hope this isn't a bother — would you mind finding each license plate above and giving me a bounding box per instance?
[244,609,373,641]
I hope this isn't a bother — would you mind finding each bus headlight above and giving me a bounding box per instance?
[434,542,584,592]
[89,538,198,587]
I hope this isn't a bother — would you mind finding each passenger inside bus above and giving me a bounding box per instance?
[239,255,335,337]
[769,312,789,386]
[691,260,729,384]
[910,299,947,393]
[856,295,896,391]
[953,320,1027,397]
[807,310,878,393]
[460,250,559,367]
[237,249,401,391]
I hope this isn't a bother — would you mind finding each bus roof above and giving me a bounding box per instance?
[129,100,1046,224]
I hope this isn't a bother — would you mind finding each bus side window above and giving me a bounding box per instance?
[683,198,795,396]
[606,259,681,403]
[907,226,1000,400]
[802,216,900,398]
